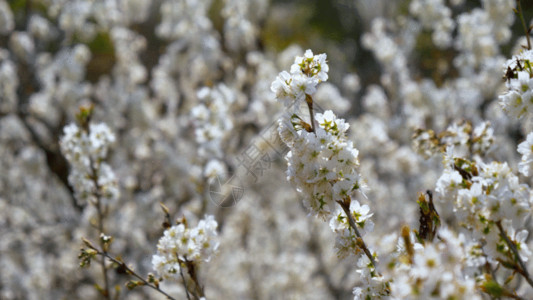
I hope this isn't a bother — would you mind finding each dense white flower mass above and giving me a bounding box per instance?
[388,229,481,300]
[152,215,219,281]
[409,0,455,48]
[156,0,213,41]
[5,0,533,299]
[435,147,532,264]
[279,110,365,218]
[222,0,268,52]
[412,120,495,159]
[60,122,119,204]
[191,84,236,158]
[454,2,514,70]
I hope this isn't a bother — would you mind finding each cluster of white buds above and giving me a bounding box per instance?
[271,49,328,108]
[152,215,219,281]
[499,49,533,119]
[59,113,119,204]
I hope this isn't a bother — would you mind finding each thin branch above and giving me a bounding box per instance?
[305,94,316,133]
[179,264,192,300]
[184,259,205,298]
[336,199,379,272]
[98,251,178,300]
[89,158,111,299]
[507,293,527,300]
[496,221,533,288]
[481,261,526,300]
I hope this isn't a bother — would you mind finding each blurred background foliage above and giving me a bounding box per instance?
[7,0,532,97]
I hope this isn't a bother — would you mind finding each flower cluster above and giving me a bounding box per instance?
[275,51,365,219]
[387,228,481,300]
[279,110,365,219]
[275,51,374,277]
[454,1,514,70]
[189,84,237,184]
[152,215,219,281]
[412,120,494,159]
[499,49,533,120]
[435,148,531,263]
[271,49,328,108]
[59,121,119,204]
[482,0,515,44]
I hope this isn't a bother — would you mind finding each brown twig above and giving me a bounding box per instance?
[88,157,111,299]
[184,259,205,299]
[94,251,177,300]
[496,220,533,288]
[336,198,379,272]
[306,94,316,133]
[179,264,192,300]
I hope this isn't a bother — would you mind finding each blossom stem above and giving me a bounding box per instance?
[306,94,316,133]
[496,220,533,288]
[184,259,205,298]
[94,249,178,300]
[179,264,192,300]
[97,212,110,299]
[89,157,111,300]
[337,199,379,272]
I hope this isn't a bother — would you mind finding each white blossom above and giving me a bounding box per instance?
[388,229,481,300]
[278,110,366,218]
[60,122,119,204]
[271,49,329,108]
[152,215,219,281]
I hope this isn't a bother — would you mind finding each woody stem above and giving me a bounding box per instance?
[306,94,316,133]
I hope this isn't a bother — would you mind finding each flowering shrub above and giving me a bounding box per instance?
[2,0,533,299]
